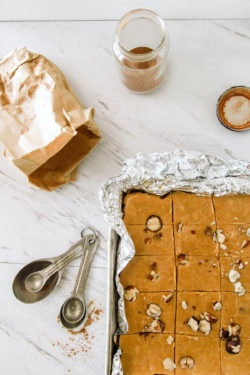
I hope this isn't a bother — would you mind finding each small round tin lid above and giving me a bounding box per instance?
[217,86,250,132]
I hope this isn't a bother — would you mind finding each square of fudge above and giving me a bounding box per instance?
[177,255,220,291]
[176,292,221,337]
[123,192,172,225]
[120,333,175,375]
[217,224,250,257]
[221,257,250,293]
[221,338,250,375]
[213,194,250,224]
[221,292,250,339]
[173,191,215,225]
[174,223,218,256]
[120,255,176,292]
[126,224,174,256]
[175,335,220,375]
[125,291,176,334]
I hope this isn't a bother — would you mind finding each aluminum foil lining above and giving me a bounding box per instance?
[100,149,250,375]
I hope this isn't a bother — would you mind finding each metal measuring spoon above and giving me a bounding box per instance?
[13,234,86,304]
[60,227,99,329]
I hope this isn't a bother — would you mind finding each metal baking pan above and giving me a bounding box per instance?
[105,228,120,375]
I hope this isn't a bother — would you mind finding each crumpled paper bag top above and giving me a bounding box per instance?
[0,46,101,190]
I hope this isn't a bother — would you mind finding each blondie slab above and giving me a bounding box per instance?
[120,333,175,375]
[126,225,174,256]
[123,192,172,225]
[120,255,176,292]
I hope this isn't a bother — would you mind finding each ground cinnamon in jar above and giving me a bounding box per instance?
[113,9,169,93]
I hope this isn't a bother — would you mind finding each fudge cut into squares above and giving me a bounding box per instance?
[221,292,250,339]
[174,223,218,256]
[125,291,176,334]
[120,333,175,375]
[175,335,220,375]
[176,292,221,337]
[221,256,250,293]
[120,255,176,292]
[177,255,220,291]
[213,194,250,224]
[123,192,172,225]
[221,338,250,375]
[126,224,174,256]
[173,191,215,225]
[217,224,250,257]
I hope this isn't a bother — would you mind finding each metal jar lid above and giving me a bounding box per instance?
[216,86,250,132]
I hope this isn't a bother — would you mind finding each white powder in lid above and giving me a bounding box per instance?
[223,95,250,126]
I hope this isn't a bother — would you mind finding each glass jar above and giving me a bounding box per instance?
[113,9,170,93]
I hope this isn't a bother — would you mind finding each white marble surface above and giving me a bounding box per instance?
[0,15,250,375]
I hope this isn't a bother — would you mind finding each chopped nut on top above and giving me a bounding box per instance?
[228,323,241,337]
[162,293,173,303]
[179,356,195,369]
[166,335,174,345]
[199,319,211,335]
[144,318,165,333]
[226,336,241,354]
[124,286,139,301]
[178,254,188,265]
[146,215,162,232]
[163,358,176,371]
[146,303,161,317]
[177,222,183,232]
[228,269,241,283]
[246,228,250,237]
[181,301,188,310]
[213,229,225,243]
[203,311,218,324]
[241,239,249,249]
[187,317,199,332]
[148,270,159,282]
[213,301,222,311]
[220,327,229,340]
[234,281,246,296]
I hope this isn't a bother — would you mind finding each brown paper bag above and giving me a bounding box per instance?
[0,47,101,191]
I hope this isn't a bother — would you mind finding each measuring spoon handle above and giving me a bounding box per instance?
[73,232,99,298]
[43,238,86,280]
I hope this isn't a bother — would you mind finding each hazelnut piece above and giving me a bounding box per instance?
[228,323,241,337]
[204,311,218,324]
[213,301,222,311]
[144,318,165,333]
[246,228,250,237]
[213,229,225,243]
[177,222,183,232]
[166,335,174,345]
[187,317,199,332]
[163,358,176,371]
[146,215,162,232]
[148,270,159,282]
[178,254,188,265]
[124,286,139,301]
[234,281,246,296]
[179,356,195,370]
[199,319,211,335]
[226,336,241,354]
[146,304,162,318]
[220,327,229,340]
[228,269,240,283]
[162,293,173,303]
[181,301,188,310]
